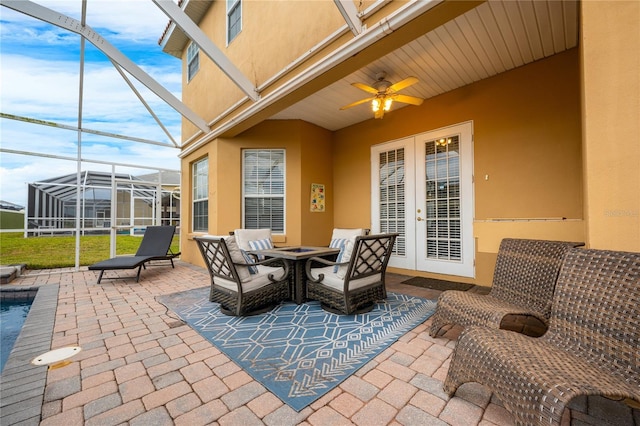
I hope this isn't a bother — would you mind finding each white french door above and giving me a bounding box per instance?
[371,122,475,278]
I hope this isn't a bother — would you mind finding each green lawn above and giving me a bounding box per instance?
[0,232,180,269]
[0,210,24,230]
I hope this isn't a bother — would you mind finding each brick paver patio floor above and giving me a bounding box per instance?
[1,261,638,425]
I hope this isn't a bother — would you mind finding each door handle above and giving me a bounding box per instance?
[417,217,424,221]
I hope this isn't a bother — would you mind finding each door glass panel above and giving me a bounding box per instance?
[379,148,405,256]
[424,135,461,261]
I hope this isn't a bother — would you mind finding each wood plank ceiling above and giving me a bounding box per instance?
[271,0,579,131]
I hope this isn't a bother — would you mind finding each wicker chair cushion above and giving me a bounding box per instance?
[331,228,367,240]
[330,230,367,273]
[308,266,382,291]
[224,236,252,282]
[213,265,287,292]
[234,228,272,251]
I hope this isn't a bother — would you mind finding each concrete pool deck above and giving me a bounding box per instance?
[1,262,638,425]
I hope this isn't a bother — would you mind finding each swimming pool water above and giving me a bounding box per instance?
[1,299,32,372]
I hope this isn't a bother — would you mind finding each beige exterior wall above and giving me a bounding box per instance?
[333,49,583,285]
[181,48,584,283]
[181,120,333,267]
[178,2,639,283]
[180,1,345,140]
[581,0,640,252]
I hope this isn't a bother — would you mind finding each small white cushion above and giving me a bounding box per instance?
[240,249,259,274]
[248,237,274,260]
[337,237,357,279]
[248,238,274,251]
[329,238,348,273]
[329,238,348,249]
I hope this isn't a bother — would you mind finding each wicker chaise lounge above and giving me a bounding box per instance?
[429,238,583,337]
[443,248,640,426]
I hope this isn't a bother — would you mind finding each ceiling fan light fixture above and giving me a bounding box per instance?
[372,96,392,115]
[342,73,423,119]
[383,97,393,111]
[371,98,382,112]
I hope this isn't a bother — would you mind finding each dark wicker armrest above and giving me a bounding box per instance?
[305,256,348,283]
[232,257,290,281]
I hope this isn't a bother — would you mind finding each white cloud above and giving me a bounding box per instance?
[9,0,175,43]
[1,0,184,207]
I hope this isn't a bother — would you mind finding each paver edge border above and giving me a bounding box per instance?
[1,284,59,424]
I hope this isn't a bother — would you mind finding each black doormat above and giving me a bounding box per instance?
[401,277,474,292]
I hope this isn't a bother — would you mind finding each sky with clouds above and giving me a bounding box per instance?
[0,0,183,207]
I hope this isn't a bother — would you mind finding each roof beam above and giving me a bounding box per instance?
[152,0,260,101]
[0,0,210,133]
[334,0,363,35]
[109,61,179,147]
[0,113,177,148]
[1,148,179,172]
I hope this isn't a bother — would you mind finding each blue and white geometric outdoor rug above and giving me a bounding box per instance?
[158,287,436,411]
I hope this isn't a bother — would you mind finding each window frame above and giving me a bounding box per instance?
[226,0,242,44]
[186,41,200,82]
[192,157,208,233]
[242,149,285,234]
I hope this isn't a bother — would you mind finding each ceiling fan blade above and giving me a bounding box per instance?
[388,76,419,93]
[351,82,379,94]
[340,96,375,110]
[393,94,424,106]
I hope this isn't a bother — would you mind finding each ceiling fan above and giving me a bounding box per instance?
[340,72,424,119]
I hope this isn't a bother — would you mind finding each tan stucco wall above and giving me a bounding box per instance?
[180,120,334,266]
[581,0,640,252]
[333,48,584,285]
[176,2,639,285]
[180,1,345,139]
[299,123,335,247]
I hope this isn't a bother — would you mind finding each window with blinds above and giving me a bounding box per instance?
[379,148,406,256]
[192,157,208,232]
[186,42,199,82]
[227,0,242,44]
[425,136,461,260]
[242,149,285,233]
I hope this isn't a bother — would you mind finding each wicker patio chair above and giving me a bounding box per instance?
[444,248,640,426]
[429,238,583,337]
[305,233,397,314]
[195,235,289,316]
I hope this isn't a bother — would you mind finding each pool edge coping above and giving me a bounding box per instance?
[0,284,59,425]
